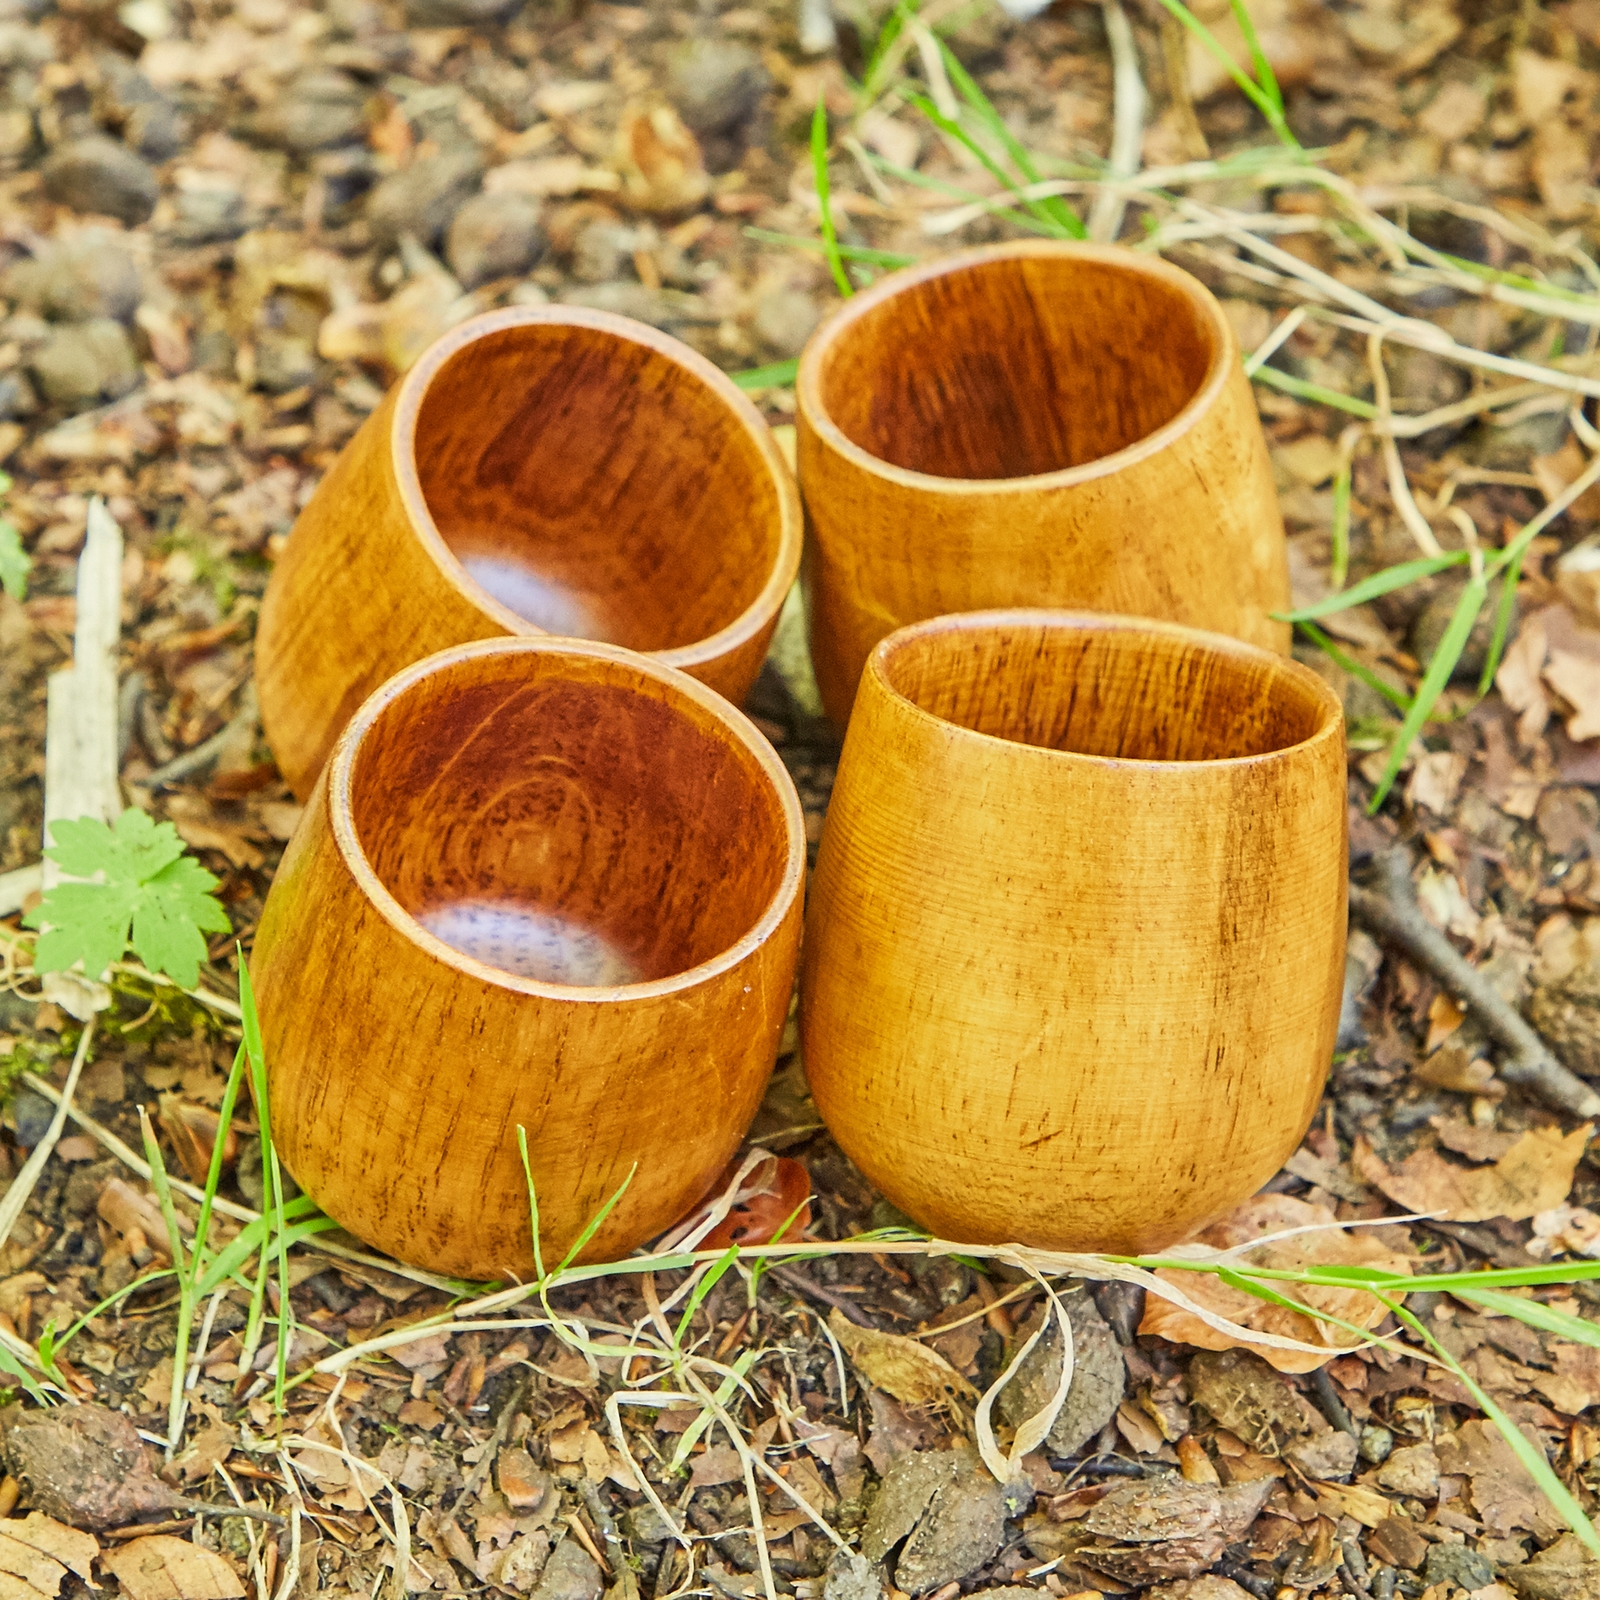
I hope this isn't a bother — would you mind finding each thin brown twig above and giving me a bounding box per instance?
[1347,849,1600,1118]
[767,1265,875,1327]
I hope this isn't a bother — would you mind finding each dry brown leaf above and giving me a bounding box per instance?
[1352,1125,1591,1221]
[0,1514,97,1584]
[612,101,709,214]
[828,1309,979,1412]
[1406,751,1467,815]
[0,1529,65,1599]
[103,1536,244,1600]
[1533,1343,1600,1415]
[1541,442,1600,531]
[1137,1195,1411,1374]
[687,1445,743,1489]
[1312,1481,1392,1528]
[1497,609,1554,745]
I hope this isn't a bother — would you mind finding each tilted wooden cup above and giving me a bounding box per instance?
[257,306,803,800]
[796,241,1291,725]
[250,637,805,1277]
[800,611,1345,1254]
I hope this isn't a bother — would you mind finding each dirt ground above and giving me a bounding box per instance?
[6,0,1600,1596]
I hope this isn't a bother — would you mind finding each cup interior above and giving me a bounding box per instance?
[814,252,1218,481]
[343,649,795,987]
[879,615,1336,762]
[409,321,783,652]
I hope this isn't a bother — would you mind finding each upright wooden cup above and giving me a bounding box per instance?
[796,242,1291,724]
[801,611,1345,1253]
[258,306,803,800]
[250,638,805,1277]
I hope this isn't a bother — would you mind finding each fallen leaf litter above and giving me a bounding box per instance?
[5,0,1600,1597]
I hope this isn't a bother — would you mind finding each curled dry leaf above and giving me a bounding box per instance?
[1352,1124,1591,1222]
[155,1094,237,1184]
[696,1155,811,1249]
[1138,1195,1412,1374]
[828,1309,980,1415]
[103,1535,244,1600]
[612,100,709,214]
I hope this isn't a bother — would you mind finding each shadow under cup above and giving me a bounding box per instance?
[348,653,795,988]
[250,641,806,1276]
[800,612,1348,1254]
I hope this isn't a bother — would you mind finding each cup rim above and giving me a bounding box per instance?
[797,241,1236,494]
[866,609,1344,770]
[389,305,804,669]
[323,636,807,1003]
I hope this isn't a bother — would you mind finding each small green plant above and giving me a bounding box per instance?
[0,473,27,603]
[24,809,231,990]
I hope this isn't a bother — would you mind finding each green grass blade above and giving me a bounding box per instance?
[1457,1288,1600,1348]
[140,1106,193,1451]
[861,0,919,102]
[36,1268,179,1381]
[1479,563,1521,695]
[731,359,799,392]
[1276,551,1472,620]
[1295,621,1412,711]
[1153,0,1298,146]
[1250,365,1378,417]
[517,1126,547,1283]
[195,1213,339,1299]
[554,1164,638,1277]
[673,1247,742,1352]
[935,39,1085,237]
[1367,572,1487,811]
[1394,1300,1600,1557]
[1149,0,1279,127]
[903,92,1078,239]
[191,1042,249,1283]
[1330,460,1352,590]
[811,99,854,298]
[668,1348,759,1470]
[1227,0,1284,121]
[0,1344,50,1406]
[743,227,916,268]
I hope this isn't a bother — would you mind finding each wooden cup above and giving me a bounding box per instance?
[257,306,803,800]
[800,611,1345,1254]
[796,242,1291,725]
[250,637,805,1277]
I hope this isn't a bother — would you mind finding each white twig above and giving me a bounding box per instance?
[1368,331,1443,557]
[1088,0,1145,243]
[1243,306,1308,376]
[0,1019,95,1261]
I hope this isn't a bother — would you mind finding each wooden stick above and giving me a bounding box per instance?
[1347,849,1600,1119]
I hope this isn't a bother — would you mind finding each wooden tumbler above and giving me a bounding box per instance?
[250,637,805,1277]
[257,306,803,800]
[796,242,1291,725]
[800,611,1346,1254]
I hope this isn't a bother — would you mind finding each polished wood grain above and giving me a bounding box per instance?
[800,611,1346,1254]
[257,306,803,800]
[796,242,1291,726]
[250,638,806,1277]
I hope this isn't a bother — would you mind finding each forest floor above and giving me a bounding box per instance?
[7,0,1600,1597]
